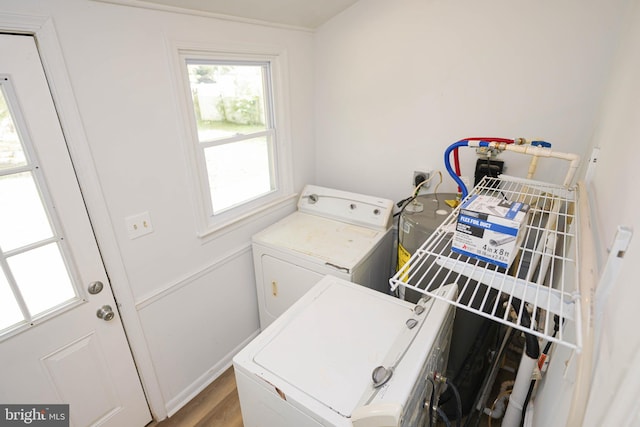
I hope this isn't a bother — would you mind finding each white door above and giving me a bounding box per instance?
[0,34,151,426]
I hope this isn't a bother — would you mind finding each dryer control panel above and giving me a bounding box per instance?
[297,185,393,231]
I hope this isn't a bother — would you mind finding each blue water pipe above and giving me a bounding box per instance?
[444,139,553,200]
[444,140,492,200]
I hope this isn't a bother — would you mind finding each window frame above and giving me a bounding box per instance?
[173,44,294,238]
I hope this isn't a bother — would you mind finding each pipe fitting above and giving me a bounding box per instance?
[433,372,447,384]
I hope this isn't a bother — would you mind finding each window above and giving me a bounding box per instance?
[179,50,292,235]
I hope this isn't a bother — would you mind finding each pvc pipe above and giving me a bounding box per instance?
[525,138,552,180]
[444,139,580,201]
[474,327,514,414]
[526,155,539,180]
[502,351,538,427]
[498,144,580,187]
[484,380,515,418]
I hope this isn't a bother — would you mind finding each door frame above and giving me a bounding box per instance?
[0,13,166,420]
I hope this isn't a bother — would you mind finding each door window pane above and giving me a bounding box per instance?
[7,243,75,316]
[0,172,54,251]
[0,271,24,331]
[0,87,27,170]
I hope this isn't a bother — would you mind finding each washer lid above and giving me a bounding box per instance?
[252,212,387,270]
[253,278,414,418]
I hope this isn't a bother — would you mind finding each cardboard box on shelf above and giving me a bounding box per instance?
[452,195,530,269]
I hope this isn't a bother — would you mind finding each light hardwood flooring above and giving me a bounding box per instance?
[145,366,498,427]
[147,367,243,427]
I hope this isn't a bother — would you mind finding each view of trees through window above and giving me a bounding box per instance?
[188,63,267,141]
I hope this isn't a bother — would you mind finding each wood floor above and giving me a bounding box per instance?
[147,367,243,427]
[145,366,498,427]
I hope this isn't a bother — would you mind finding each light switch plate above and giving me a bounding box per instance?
[125,211,154,239]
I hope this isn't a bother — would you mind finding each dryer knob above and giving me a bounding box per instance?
[372,366,393,388]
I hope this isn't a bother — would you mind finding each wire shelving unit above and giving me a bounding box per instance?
[390,175,581,350]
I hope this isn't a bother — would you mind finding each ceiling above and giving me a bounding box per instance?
[111,0,360,29]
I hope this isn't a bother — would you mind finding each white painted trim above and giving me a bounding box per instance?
[0,11,48,32]
[91,0,314,32]
[0,13,167,420]
[135,244,252,309]
[197,193,297,241]
[164,37,296,239]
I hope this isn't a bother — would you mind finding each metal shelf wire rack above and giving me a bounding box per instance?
[390,175,581,350]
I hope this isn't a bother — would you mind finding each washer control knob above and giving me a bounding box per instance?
[406,318,418,329]
[372,366,393,388]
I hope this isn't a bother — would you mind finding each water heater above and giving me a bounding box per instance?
[397,192,498,418]
[398,192,456,303]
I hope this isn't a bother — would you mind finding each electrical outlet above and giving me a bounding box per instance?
[413,171,430,188]
[474,158,504,186]
[125,211,154,239]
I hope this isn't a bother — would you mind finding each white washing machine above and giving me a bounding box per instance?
[252,185,394,329]
[233,275,457,427]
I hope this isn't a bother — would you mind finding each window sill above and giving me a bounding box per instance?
[196,192,298,242]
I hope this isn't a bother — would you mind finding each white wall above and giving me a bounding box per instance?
[534,0,640,425]
[315,0,627,202]
[316,1,636,426]
[0,0,315,418]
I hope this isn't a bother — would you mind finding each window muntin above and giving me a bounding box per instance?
[186,60,277,215]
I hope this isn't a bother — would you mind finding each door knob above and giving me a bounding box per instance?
[96,305,115,321]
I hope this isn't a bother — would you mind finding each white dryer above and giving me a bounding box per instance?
[233,275,457,427]
[252,185,394,329]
